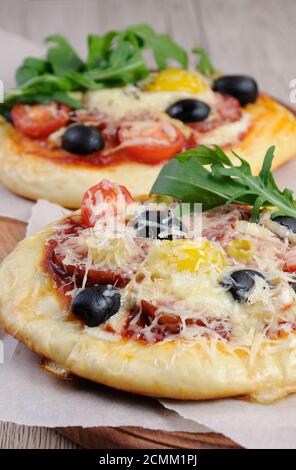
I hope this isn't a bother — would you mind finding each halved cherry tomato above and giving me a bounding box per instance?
[118,120,185,164]
[11,103,69,139]
[81,179,134,227]
[283,247,296,273]
[52,252,130,288]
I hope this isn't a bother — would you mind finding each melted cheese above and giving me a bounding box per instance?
[199,112,251,147]
[52,200,296,355]
[85,85,216,119]
[84,85,250,147]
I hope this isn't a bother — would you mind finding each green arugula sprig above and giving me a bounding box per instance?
[192,47,218,79]
[1,25,218,115]
[1,24,188,114]
[151,145,296,221]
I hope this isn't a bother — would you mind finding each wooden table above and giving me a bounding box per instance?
[0,0,295,448]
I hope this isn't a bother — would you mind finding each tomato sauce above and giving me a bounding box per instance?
[10,127,134,168]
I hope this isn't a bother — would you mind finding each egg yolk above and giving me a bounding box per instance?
[227,239,254,261]
[162,240,225,273]
[145,69,207,93]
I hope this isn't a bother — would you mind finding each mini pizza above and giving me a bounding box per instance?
[2,146,296,403]
[0,26,296,208]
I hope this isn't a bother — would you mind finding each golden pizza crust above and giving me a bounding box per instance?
[1,221,296,402]
[0,120,163,208]
[230,95,296,174]
[0,95,295,208]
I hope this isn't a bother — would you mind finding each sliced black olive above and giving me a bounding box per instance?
[166,99,210,123]
[213,75,258,106]
[62,124,105,155]
[71,285,121,327]
[221,269,265,302]
[272,216,296,234]
[134,209,185,240]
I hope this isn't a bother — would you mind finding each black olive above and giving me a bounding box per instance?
[166,99,210,123]
[62,124,105,155]
[71,285,121,327]
[221,269,265,302]
[290,282,296,293]
[213,75,258,106]
[4,110,13,123]
[272,216,296,234]
[134,210,185,240]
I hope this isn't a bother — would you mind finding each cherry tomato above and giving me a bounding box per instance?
[118,119,185,164]
[283,247,296,273]
[11,103,69,139]
[81,179,134,227]
[284,262,296,273]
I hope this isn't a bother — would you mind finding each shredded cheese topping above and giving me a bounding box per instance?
[46,199,296,361]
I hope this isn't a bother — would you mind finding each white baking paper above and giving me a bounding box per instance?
[26,199,70,236]
[0,183,33,223]
[0,342,208,431]
[160,394,296,449]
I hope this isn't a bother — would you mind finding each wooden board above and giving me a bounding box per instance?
[58,426,240,449]
[0,216,239,448]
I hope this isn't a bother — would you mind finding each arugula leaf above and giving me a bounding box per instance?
[86,32,117,69]
[192,47,218,78]
[151,145,296,220]
[46,35,84,76]
[2,88,83,111]
[50,91,83,108]
[126,24,188,69]
[16,57,49,87]
[1,24,190,113]
[85,48,148,85]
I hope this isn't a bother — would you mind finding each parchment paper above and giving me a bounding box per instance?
[0,343,208,431]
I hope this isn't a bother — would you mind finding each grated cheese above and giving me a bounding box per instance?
[47,198,296,355]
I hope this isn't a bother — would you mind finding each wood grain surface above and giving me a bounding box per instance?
[59,426,240,449]
[0,0,295,449]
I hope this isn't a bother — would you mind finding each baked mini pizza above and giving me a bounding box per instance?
[2,145,296,403]
[0,25,296,208]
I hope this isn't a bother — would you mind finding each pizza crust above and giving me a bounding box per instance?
[0,120,162,208]
[1,222,296,402]
[0,95,295,208]
[230,95,296,174]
